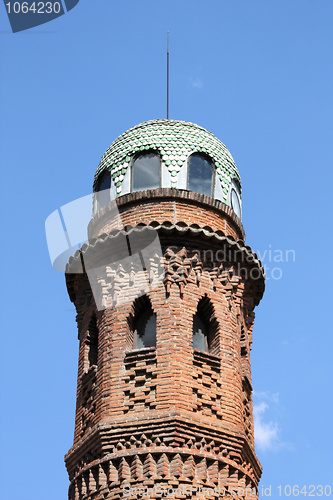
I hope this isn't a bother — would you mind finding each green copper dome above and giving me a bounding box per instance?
[94,119,241,209]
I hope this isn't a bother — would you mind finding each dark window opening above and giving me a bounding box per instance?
[134,307,156,349]
[188,153,213,197]
[240,325,248,357]
[132,152,160,192]
[241,346,247,357]
[128,295,156,351]
[96,170,111,209]
[193,313,209,352]
[193,296,219,355]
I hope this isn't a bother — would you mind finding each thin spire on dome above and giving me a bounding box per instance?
[167,32,169,119]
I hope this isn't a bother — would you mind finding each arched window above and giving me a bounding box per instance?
[84,313,99,370]
[187,153,214,197]
[128,296,156,350]
[134,306,156,349]
[96,170,111,209]
[132,152,160,192]
[193,297,219,355]
[228,178,242,219]
[193,313,209,352]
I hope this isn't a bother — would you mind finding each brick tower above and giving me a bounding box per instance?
[65,120,265,500]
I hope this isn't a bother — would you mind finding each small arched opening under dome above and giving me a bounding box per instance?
[228,178,242,219]
[96,170,111,209]
[132,151,161,192]
[187,153,214,197]
[193,296,219,355]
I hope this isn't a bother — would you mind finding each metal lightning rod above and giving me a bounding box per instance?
[167,32,169,119]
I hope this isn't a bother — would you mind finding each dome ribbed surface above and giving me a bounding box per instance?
[94,119,240,201]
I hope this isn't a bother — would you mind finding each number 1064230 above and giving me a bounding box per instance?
[5,2,62,14]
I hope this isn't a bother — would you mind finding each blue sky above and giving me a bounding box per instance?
[0,1,332,499]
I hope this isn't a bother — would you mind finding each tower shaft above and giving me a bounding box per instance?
[65,190,264,500]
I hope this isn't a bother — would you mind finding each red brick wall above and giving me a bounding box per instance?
[65,192,263,500]
[88,189,245,242]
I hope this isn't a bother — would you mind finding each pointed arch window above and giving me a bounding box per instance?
[187,153,214,197]
[134,307,156,349]
[128,296,156,351]
[132,151,160,192]
[193,297,219,356]
[193,313,209,352]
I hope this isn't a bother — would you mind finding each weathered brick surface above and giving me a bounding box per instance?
[65,193,264,500]
[88,189,245,242]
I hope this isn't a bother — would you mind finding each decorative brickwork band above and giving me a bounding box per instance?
[69,450,258,500]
